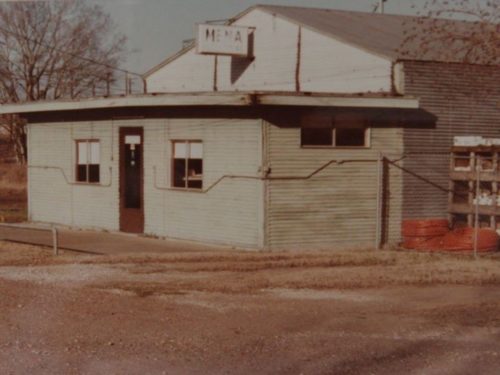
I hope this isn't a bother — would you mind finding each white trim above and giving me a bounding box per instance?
[0,93,252,114]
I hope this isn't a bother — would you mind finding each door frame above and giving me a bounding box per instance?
[119,127,144,233]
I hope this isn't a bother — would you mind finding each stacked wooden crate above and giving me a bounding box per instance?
[449,145,500,234]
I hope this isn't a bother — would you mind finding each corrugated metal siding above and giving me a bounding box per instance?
[28,122,117,230]
[402,61,500,219]
[144,118,263,248]
[28,118,264,248]
[265,120,403,250]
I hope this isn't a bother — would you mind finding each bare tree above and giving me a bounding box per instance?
[0,0,127,163]
[400,0,499,65]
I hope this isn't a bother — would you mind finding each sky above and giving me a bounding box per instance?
[93,0,421,74]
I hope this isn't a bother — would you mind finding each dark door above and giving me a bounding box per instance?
[119,127,144,233]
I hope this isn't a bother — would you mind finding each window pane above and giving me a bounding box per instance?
[174,142,187,158]
[301,127,332,146]
[173,159,186,188]
[90,142,100,164]
[190,142,203,159]
[88,165,100,183]
[187,159,203,189]
[77,142,88,165]
[76,165,87,182]
[335,127,366,147]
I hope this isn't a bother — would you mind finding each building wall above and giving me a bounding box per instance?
[27,118,264,248]
[147,8,392,94]
[27,121,117,230]
[402,61,500,219]
[265,117,403,250]
[299,27,391,93]
[147,50,216,93]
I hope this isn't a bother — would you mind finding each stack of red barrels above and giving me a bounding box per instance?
[402,219,499,253]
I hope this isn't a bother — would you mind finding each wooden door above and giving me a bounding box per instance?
[119,127,144,233]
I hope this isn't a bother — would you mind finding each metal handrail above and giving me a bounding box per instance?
[153,158,381,194]
[28,165,113,187]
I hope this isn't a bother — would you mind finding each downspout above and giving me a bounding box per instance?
[295,26,302,92]
[213,55,219,92]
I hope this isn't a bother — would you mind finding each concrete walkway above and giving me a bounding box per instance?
[0,224,229,255]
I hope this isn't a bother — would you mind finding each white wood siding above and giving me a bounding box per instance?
[146,9,392,94]
[299,28,391,93]
[27,118,264,248]
[265,121,403,250]
[217,10,299,91]
[147,50,215,93]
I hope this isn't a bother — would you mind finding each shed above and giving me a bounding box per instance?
[1,5,498,250]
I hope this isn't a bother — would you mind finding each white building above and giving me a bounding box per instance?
[1,5,498,250]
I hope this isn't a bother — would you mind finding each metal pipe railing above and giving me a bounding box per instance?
[28,165,113,187]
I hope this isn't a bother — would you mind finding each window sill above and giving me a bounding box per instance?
[301,145,371,150]
[74,181,101,185]
[170,187,204,193]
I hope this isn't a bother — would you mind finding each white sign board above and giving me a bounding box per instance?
[125,135,141,145]
[197,24,250,57]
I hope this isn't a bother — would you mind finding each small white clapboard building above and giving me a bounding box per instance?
[2,5,498,250]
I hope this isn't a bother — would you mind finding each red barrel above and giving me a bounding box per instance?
[442,228,499,253]
[402,219,449,238]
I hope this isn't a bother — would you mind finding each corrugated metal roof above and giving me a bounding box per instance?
[255,5,499,65]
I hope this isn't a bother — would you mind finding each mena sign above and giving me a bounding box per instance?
[197,24,251,57]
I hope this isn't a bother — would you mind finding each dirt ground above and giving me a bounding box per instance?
[0,242,499,374]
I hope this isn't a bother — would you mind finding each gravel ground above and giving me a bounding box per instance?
[0,241,499,375]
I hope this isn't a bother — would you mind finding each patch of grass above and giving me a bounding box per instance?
[0,206,27,223]
[0,163,27,223]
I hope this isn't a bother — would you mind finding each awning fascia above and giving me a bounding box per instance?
[0,93,420,115]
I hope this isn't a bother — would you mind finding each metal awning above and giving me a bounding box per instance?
[0,92,420,115]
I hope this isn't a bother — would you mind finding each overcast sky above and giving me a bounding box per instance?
[93,0,421,74]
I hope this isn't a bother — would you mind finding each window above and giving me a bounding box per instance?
[301,113,370,148]
[76,140,100,183]
[334,125,368,147]
[172,141,203,189]
[301,122,332,146]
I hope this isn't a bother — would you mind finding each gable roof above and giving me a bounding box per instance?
[144,4,499,77]
[256,5,498,65]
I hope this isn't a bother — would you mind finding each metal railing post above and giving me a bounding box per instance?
[473,156,480,259]
[52,226,59,256]
[375,152,384,250]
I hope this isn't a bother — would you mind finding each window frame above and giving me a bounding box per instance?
[75,139,101,184]
[333,125,371,149]
[300,114,371,149]
[170,140,204,191]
